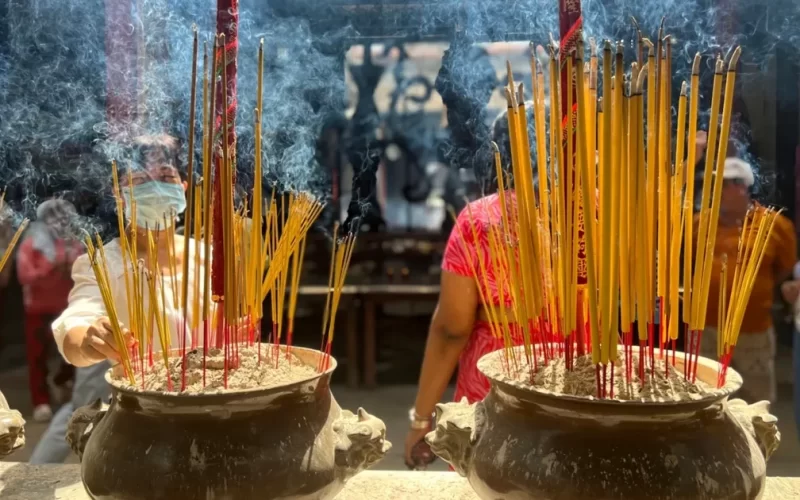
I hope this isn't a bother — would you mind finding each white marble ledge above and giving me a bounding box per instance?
[1,463,799,499]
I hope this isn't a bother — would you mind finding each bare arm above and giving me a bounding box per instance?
[54,254,129,366]
[403,270,478,467]
[414,270,478,416]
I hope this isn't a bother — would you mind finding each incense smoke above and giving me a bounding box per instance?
[0,0,799,234]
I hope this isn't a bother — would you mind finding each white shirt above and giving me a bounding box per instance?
[52,237,210,358]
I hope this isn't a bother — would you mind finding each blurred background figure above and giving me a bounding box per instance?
[403,42,540,470]
[699,158,796,404]
[781,261,800,441]
[16,199,83,422]
[0,205,15,290]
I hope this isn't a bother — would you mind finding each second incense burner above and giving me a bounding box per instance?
[427,347,779,500]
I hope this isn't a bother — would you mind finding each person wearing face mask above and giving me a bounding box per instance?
[28,134,206,464]
[16,199,82,422]
[53,134,205,367]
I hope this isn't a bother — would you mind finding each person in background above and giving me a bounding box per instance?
[30,134,202,463]
[779,261,800,440]
[55,134,200,367]
[404,44,540,468]
[0,205,15,289]
[16,199,82,422]
[698,157,796,403]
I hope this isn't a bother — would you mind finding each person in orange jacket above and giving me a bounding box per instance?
[698,158,796,403]
[16,199,83,422]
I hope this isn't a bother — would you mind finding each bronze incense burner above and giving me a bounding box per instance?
[428,348,779,500]
[67,346,391,500]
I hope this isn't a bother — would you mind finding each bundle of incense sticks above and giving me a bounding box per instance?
[457,26,776,397]
[0,192,29,274]
[714,207,781,386]
[83,33,353,391]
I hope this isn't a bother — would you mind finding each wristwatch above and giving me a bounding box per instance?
[408,408,433,430]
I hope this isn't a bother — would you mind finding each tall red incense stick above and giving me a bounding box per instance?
[558,0,585,369]
[212,0,239,343]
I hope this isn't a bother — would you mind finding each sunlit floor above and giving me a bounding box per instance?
[1,349,798,475]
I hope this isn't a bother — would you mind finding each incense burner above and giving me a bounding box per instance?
[0,390,25,457]
[66,345,391,500]
[427,348,779,500]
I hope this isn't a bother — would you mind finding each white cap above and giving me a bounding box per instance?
[722,158,754,188]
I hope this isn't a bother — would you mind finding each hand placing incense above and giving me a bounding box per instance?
[67,316,136,366]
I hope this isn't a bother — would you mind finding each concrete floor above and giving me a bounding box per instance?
[2,359,799,475]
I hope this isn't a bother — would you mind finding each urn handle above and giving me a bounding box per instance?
[425,397,480,477]
[67,399,109,461]
[0,390,25,457]
[333,407,392,481]
[728,398,780,461]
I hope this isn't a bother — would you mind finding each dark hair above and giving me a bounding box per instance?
[488,102,541,192]
[126,134,187,181]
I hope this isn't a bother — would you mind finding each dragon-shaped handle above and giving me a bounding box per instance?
[0,390,25,457]
[728,398,780,461]
[333,407,392,481]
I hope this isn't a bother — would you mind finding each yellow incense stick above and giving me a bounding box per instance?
[683,54,702,328]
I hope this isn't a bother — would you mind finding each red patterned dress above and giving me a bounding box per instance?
[442,193,526,404]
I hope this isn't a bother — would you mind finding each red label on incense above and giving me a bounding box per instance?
[559,0,585,286]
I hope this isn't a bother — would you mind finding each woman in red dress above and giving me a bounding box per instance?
[403,61,539,467]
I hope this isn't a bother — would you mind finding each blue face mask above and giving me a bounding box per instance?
[122,181,186,229]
